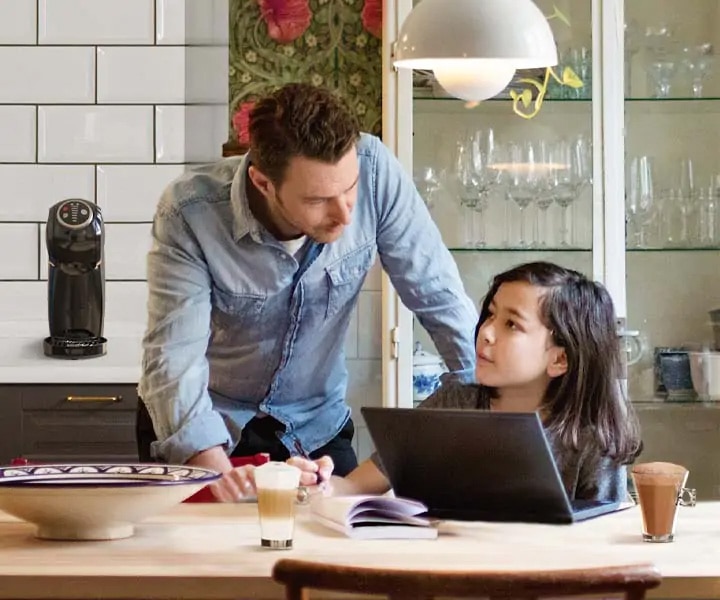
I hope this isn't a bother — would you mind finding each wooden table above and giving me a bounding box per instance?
[0,501,717,599]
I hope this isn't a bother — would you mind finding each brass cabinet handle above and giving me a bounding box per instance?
[64,395,122,403]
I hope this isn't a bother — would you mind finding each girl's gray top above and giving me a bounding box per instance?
[371,382,628,503]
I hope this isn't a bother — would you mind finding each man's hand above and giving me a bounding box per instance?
[186,446,257,502]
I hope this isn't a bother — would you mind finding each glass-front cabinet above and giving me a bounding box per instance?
[381,0,720,499]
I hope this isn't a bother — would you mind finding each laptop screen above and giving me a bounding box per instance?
[361,407,578,524]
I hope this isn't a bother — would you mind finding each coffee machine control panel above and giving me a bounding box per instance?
[55,199,94,230]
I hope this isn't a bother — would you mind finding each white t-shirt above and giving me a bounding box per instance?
[281,235,308,258]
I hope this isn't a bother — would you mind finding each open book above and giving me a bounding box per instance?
[310,495,438,540]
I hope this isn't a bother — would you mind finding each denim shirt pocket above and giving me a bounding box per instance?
[211,286,266,329]
[325,243,375,320]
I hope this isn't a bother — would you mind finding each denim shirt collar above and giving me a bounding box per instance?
[230,153,263,243]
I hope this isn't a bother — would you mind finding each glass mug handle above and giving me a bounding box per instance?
[678,487,697,507]
[619,329,644,366]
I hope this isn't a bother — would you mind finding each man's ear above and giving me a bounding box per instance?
[248,165,274,198]
[547,347,568,379]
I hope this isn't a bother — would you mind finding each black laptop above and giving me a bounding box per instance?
[360,407,623,524]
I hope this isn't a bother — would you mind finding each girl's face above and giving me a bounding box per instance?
[475,281,567,396]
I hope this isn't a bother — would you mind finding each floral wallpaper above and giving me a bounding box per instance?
[228,0,383,149]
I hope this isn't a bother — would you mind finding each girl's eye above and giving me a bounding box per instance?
[506,320,518,330]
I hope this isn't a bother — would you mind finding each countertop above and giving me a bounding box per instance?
[0,321,142,383]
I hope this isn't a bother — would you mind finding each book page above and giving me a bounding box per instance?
[311,495,430,528]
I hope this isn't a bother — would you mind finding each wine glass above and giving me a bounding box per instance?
[453,129,500,248]
[413,166,443,210]
[681,44,714,99]
[550,136,592,247]
[453,136,482,248]
[626,155,655,248]
[504,140,544,249]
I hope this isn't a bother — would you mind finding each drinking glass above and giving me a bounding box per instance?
[504,141,542,249]
[453,129,500,248]
[626,156,655,248]
[551,136,592,247]
[413,166,443,210]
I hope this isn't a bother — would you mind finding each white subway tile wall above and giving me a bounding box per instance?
[0,108,37,163]
[38,0,155,45]
[0,0,229,287]
[0,0,230,326]
[156,0,230,45]
[96,47,187,104]
[0,47,95,103]
[96,165,186,222]
[0,224,39,279]
[0,165,94,221]
[38,106,155,163]
[0,0,37,44]
[0,0,382,459]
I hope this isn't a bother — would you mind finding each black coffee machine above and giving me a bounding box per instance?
[44,199,107,358]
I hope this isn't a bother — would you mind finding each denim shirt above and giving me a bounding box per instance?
[138,133,478,465]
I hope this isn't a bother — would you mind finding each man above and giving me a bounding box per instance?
[137,82,477,501]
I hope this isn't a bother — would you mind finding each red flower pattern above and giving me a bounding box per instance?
[257,0,312,44]
[232,101,255,145]
[361,0,382,39]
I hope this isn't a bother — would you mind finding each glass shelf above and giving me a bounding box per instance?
[628,247,720,252]
[448,247,720,253]
[413,94,720,103]
[412,94,591,103]
[633,398,720,408]
[449,247,591,252]
[626,96,720,102]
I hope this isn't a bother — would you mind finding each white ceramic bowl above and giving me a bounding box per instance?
[0,463,220,541]
[689,351,720,401]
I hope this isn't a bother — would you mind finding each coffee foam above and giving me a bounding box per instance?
[254,461,301,490]
[632,462,688,486]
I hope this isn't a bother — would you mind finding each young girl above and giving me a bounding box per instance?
[225,261,641,503]
[285,261,642,503]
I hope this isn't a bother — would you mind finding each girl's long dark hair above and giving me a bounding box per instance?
[475,261,641,465]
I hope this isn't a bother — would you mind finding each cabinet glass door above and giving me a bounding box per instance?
[624,0,720,499]
[409,0,599,406]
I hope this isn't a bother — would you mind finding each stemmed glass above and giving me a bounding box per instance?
[531,141,556,248]
[453,129,500,248]
[626,155,655,248]
[681,44,714,98]
[453,137,481,248]
[504,141,544,249]
[413,166,444,210]
[644,24,675,98]
[551,136,592,247]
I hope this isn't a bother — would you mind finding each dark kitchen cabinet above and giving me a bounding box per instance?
[0,384,139,464]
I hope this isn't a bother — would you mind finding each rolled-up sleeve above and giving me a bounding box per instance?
[371,137,478,377]
[138,203,232,465]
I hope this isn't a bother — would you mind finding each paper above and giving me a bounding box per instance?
[310,495,438,540]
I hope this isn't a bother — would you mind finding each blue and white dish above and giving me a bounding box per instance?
[0,463,220,486]
[0,463,220,541]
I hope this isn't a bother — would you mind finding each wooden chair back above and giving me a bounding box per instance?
[272,559,661,600]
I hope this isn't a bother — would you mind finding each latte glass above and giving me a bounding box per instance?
[254,462,301,549]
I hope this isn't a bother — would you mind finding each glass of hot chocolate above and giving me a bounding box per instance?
[631,462,696,543]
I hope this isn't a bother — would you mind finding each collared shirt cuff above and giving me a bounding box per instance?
[150,410,232,465]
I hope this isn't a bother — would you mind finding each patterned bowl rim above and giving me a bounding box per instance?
[0,463,221,488]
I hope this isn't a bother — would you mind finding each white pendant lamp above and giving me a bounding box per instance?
[394,0,559,102]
